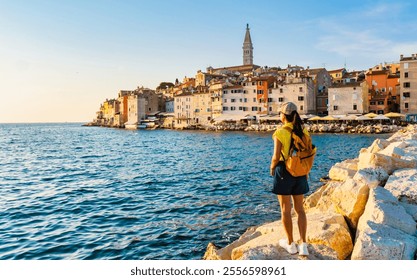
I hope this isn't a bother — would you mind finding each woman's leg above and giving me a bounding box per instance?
[277,195,293,244]
[292,194,307,242]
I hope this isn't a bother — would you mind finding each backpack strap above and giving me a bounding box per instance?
[280,126,294,161]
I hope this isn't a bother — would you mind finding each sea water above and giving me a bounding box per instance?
[0,123,390,259]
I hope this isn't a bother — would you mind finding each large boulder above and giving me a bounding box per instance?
[384,168,417,221]
[384,168,417,205]
[203,227,261,260]
[330,178,370,230]
[367,139,391,153]
[304,181,341,212]
[357,187,416,235]
[357,149,416,175]
[352,167,389,188]
[352,221,417,260]
[328,159,358,181]
[352,187,417,260]
[232,212,352,260]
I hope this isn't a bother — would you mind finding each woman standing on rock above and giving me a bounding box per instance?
[270,102,309,256]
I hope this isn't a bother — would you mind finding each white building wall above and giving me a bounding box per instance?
[328,82,367,115]
[127,95,146,124]
[400,55,417,114]
[174,94,194,128]
[269,80,314,115]
[193,92,212,126]
[243,82,261,117]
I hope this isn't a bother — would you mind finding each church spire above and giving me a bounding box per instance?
[242,24,253,65]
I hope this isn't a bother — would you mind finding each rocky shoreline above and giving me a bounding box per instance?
[203,124,417,260]
[85,121,403,134]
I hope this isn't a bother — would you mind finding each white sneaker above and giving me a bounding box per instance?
[279,239,298,254]
[298,242,309,256]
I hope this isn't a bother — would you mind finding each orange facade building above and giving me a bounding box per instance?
[365,69,400,113]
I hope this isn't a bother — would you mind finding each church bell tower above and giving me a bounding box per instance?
[242,24,253,65]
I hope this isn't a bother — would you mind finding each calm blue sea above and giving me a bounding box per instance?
[0,123,390,260]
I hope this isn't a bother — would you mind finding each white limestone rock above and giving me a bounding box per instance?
[304,181,341,212]
[353,167,389,188]
[204,227,261,260]
[367,139,391,153]
[329,159,358,181]
[357,187,416,236]
[358,150,416,175]
[351,221,417,260]
[400,202,417,221]
[312,181,341,213]
[378,141,407,158]
[330,178,369,230]
[402,141,417,162]
[305,212,353,260]
[233,237,338,260]
[352,186,417,260]
[239,212,352,260]
[384,168,417,205]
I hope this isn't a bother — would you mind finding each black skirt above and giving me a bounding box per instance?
[272,161,309,195]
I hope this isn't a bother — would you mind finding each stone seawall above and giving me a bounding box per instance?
[203,125,417,260]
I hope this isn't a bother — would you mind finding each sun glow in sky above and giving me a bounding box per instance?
[1,0,417,123]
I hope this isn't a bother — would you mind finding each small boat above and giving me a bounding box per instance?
[124,122,138,130]
[138,119,158,129]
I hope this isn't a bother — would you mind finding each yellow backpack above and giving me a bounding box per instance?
[281,126,316,177]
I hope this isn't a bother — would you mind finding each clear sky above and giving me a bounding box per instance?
[1,0,417,123]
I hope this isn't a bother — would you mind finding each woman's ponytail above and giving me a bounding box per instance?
[286,111,304,138]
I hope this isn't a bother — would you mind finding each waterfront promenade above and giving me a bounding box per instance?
[203,124,417,260]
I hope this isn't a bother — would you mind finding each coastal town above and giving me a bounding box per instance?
[89,25,417,132]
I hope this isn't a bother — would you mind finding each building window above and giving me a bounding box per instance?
[223,107,228,111]
[231,99,236,103]
[242,107,248,111]
[298,96,304,101]
[353,104,357,110]
[244,98,247,102]
[405,72,409,78]
[300,105,303,111]
[230,106,236,111]
[269,107,272,111]
[333,106,338,110]
[238,107,242,111]
[299,87,303,92]
[403,92,410,98]
[404,63,409,69]
[253,89,256,93]
[280,88,283,93]
[405,103,409,109]
[378,101,384,105]
[251,107,258,111]
[370,101,376,105]
[278,97,284,102]
[253,98,256,102]
[404,82,410,88]
[259,81,263,86]
[223,99,227,103]
[268,98,273,102]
